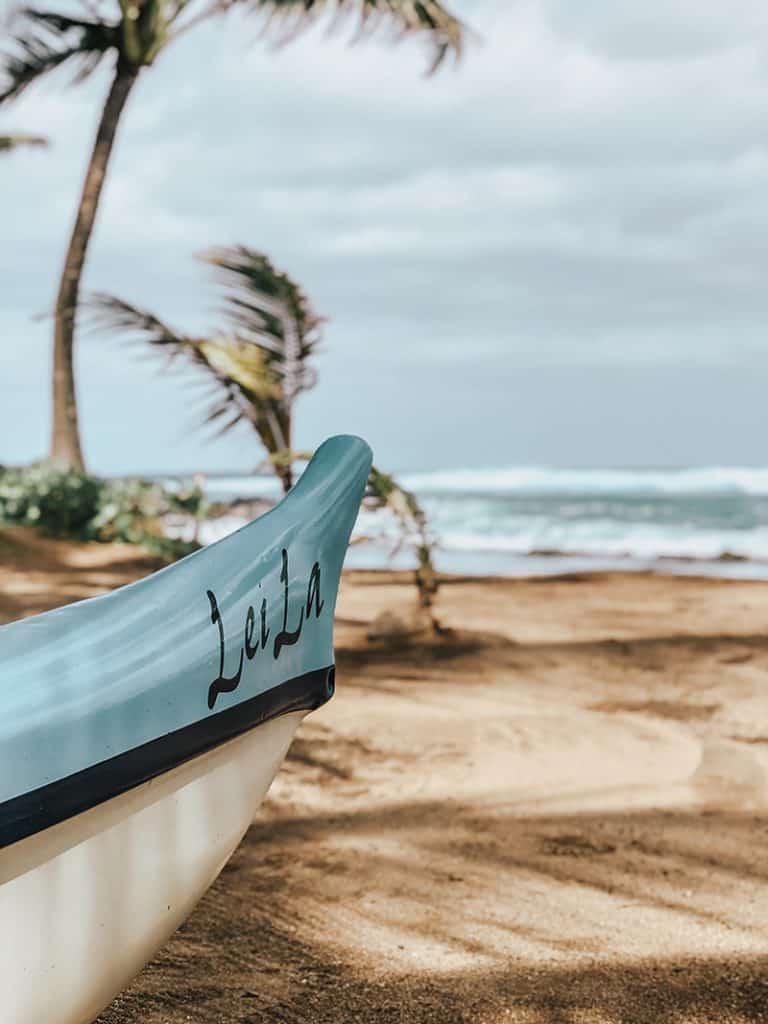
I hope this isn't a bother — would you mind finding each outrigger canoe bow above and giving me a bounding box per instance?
[0,434,372,1024]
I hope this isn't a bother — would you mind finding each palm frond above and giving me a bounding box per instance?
[87,291,291,453]
[200,245,322,404]
[87,292,196,354]
[366,464,440,622]
[88,247,325,489]
[0,132,48,152]
[209,0,464,72]
[0,7,120,103]
[198,337,282,400]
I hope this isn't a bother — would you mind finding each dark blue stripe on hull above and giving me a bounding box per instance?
[0,665,335,851]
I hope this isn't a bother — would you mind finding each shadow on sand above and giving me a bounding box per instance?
[98,794,768,1024]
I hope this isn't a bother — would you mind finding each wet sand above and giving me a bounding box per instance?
[2,529,768,1023]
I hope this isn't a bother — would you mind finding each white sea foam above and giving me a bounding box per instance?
[437,524,768,563]
[190,464,768,500]
[401,465,768,497]
[194,509,768,574]
[182,462,768,576]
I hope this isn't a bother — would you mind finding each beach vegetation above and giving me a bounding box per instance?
[365,465,439,628]
[0,461,202,557]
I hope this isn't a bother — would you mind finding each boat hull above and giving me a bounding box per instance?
[0,708,305,1024]
[0,434,373,1020]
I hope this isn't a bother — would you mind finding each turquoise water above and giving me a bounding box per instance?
[195,465,768,578]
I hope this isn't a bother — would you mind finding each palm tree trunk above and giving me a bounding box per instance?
[51,66,139,469]
[264,405,293,494]
[280,414,293,494]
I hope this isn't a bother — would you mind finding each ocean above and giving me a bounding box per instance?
[190,466,768,579]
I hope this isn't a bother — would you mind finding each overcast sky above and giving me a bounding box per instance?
[2,0,768,473]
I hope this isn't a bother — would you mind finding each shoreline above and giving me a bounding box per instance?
[343,544,768,581]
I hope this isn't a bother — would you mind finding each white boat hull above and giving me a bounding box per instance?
[0,709,305,1024]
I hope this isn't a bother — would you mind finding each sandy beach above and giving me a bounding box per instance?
[2,529,768,1023]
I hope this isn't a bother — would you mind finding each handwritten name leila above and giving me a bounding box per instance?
[206,548,324,709]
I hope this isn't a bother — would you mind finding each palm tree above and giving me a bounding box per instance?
[89,246,441,623]
[0,132,47,152]
[0,1,464,471]
[90,244,321,493]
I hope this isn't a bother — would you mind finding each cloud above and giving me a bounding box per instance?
[540,0,768,60]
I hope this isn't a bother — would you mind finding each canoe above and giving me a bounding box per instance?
[0,434,372,1024]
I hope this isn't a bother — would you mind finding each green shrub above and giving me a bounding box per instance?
[88,479,176,543]
[0,462,202,559]
[0,462,103,537]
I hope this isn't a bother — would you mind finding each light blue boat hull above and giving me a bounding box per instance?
[0,434,372,1024]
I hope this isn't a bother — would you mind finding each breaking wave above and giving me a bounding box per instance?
[402,465,768,497]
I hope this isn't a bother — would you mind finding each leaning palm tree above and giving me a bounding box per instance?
[0,132,47,152]
[89,245,441,623]
[0,1,465,471]
[90,245,321,493]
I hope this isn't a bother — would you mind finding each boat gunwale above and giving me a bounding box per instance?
[0,664,334,851]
